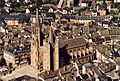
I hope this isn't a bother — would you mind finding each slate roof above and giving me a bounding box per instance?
[62,15,105,20]
[59,36,86,49]
[98,4,107,10]
[0,15,30,22]
[4,44,30,56]
[113,19,120,23]
[9,75,37,81]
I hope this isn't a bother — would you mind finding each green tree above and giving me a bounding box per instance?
[113,3,120,8]
[10,2,21,8]
[7,0,16,3]
[43,0,57,4]
[117,5,120,12]
[35,0,43,6]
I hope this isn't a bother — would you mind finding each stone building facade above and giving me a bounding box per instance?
[31,8,96,73]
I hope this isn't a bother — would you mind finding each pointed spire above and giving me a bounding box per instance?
[36,8,40,26]
[35,8,41,46]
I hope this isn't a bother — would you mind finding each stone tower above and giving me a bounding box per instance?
[42,38,50,71]
[42,26,53,71]
[31,8,42,70]
[31,9,59,72]
[54,37,59,71]
[49,26,59,71]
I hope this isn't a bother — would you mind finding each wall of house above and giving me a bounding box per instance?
[5,20,19,26]
[96,49,108,63]
[78,20,92,24]
[96,49,102,61]
[66,46,95,64]
[103,24,108,28]
[3,50,16,67]
[4,50,30,68]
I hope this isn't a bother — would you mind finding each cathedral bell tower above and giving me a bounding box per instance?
[31,8,43,70]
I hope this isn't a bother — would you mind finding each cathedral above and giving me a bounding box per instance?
[31,8,96,73]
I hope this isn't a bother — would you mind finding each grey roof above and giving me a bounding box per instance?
[98,4,107,10]
[83,63,93,68]
[4,44,30,56]
[113,19,120,23]
[0,15,30,22]
[62,15,105,20]
[9,75,37,81]
[59,36,86,49]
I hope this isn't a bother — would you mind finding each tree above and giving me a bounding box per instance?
[110,9,119,15]
[117,5,120,12]
[113,3,120,8]
[0,0,5,7]
[7,0,14,3]
[10,2,21,8]
[111,0,114,3]
[35,0,42,6]
[43,0,57,4]
[50,0,58,4]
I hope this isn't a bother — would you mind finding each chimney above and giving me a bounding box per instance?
[116,65,119,71]
[82,65,86,74]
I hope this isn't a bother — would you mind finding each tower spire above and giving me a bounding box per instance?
[35,8,41,47]
[54,37,59,71]
[36,8,40,26]
[31,8,42,69]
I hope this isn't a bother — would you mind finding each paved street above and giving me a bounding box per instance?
[1,65,40,81]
